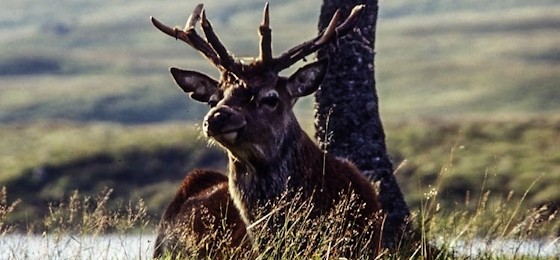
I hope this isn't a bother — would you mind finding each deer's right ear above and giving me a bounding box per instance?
[170,67,219,103]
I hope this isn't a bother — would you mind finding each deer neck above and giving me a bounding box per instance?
[227,121,324,223]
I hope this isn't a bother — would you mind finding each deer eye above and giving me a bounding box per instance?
[260,92,279,108]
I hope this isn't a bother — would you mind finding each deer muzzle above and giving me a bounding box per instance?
[203,107,247,144]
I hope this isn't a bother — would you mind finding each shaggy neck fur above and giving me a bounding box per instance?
[227,118,325,225]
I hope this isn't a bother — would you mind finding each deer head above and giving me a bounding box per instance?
[151,3,364,164]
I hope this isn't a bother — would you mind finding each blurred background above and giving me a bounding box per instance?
[1,0,558,226]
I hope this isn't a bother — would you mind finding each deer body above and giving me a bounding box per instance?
[153,169,246,258]
[151,3,382,258]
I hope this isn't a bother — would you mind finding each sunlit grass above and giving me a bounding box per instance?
[406,146,560,259]
[1,187,153,259]
[386,116,560,210]
[1,170,558,259]
[0,187,20,236]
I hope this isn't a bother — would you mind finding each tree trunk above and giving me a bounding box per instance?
[315,0,410,248]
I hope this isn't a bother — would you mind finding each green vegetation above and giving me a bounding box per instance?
[388,116,560,210]
[0,122,227,225]
[376,5,560,118]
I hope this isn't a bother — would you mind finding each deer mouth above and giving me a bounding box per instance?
[207,124,246,144]
[214,128,243,143]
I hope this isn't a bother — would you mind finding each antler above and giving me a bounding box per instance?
[259,3,273,64]
[200,9,242,73]
[151,3,365,74]
[271,4,365,72]
[150,4,243,74]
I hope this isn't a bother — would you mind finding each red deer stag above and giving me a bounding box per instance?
[151,3,382,258]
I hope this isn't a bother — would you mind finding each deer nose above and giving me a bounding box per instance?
[203,107,247,140]
[204,109,232,136]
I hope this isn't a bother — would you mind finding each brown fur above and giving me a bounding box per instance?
[227,117,383,257]
[153,169,246,259]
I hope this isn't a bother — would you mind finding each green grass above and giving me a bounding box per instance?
[0,121,228,224]
[387,116,560,210]
[376,5,560,118]
[0,121,215,182]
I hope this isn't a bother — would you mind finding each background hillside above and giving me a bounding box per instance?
[0,0,559,225]
[1,0,559,123]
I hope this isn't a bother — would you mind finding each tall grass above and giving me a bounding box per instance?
[202,156,546,258]
[406,147,560,259]
[41,188,148,235]
[1,187,153,259]
[2,165,557,259]
[0,187,20,236]
[157,190,382,259]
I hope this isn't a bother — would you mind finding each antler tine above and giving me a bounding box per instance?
[200,9,241,73]
[272,4,365,72]
[185,4,204,31]
[258,2,273,64]
[150,5,222,69]
[331,4,366,39]
[314,9,342,46]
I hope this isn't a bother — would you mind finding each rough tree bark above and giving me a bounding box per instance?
[315,0,410,248]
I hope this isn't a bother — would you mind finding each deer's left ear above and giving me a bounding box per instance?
[286,59,328,98]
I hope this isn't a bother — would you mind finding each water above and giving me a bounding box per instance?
[0,233,558,259]
[437,237,560,258]
[0,233,155,259]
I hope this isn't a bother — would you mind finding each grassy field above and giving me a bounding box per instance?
[1,0,559,257]
[376,5,560,118]
[0,0,558,123]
